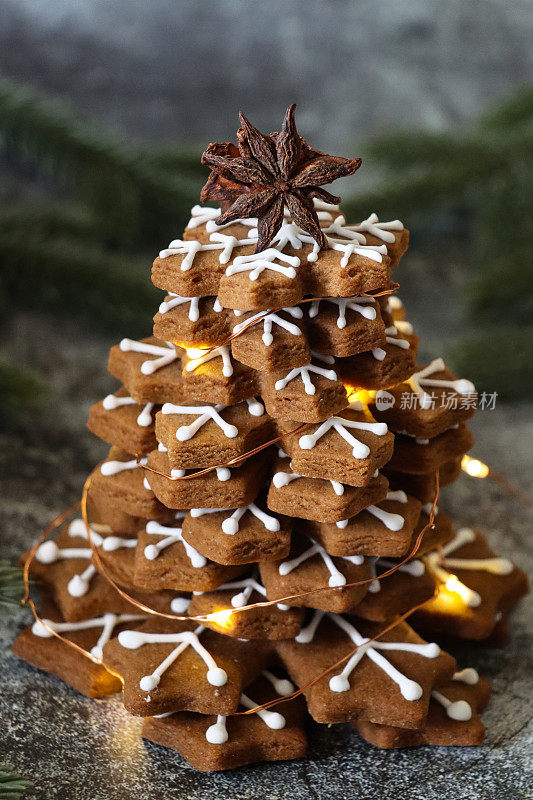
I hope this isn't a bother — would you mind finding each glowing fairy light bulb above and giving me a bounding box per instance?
[205,608,235,631]
[186,346,210,360]
[344,386,376,408]
[444,575,482,608]
[461,455,489,479]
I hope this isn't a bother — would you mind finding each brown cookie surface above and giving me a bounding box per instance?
[276,613,455,728]
[267,456,389,523]
[103,617,272,716]
[355,669,491,748]
[141,672,307,771]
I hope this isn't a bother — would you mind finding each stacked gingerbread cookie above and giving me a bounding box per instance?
[14,107,528,772]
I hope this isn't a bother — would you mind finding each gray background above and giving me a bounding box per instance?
[1,0,532,149]
[0,1,532,797]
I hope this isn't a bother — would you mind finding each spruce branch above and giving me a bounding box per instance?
[448,326,533,400]
[0,78,202,248]
[0,231,158,333]
[0,765,32,799]
[0,362,46,418]
[0,562,25,608]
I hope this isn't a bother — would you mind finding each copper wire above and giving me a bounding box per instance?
[139,422,309,481]
[234,593,437,716]
[178,285,400,358]
[22,467,439,632]
[20,470,443,718]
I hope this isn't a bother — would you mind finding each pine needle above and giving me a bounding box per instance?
[0,770,32,799]
[0,562,25,608]
[0,765,32,799]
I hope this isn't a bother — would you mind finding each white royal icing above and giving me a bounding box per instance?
[102,393,154,428]
[172,204,400,283]
[408,358,475,410]
[274,358,338,396]
[31,612,146,661]
[430,668,479,722]
[425,528,513,608]
[205,669,294,744]
[185,345,233,377]
[278,536,364,588]
[336,490,408,531]
[372,326,410,361]
[197,571,289,611]
[35,519,104,598]
[367,557,425,594]
[297,612,439,700]
[143,519,206,567]
[161,403,238,441]
[272,467,345,496]
[349,212,404,244]
[100,456,147,476]
[298,416,388,459]
[225,249,300,281]
[158,293,204,322]
[308,296,376,328]
[186,205,221,229]
[190,503,280,536]
[232,307,303,346]
[118,625,228,692]
[119,339,178,375]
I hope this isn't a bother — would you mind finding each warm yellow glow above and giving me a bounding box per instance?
[428,583,465,613]
[344,386,376,407]
[444,575,472,605]
[205,608,235,631]
[174,341,211,356]
[186,346,210,360]
[461,455,490,479]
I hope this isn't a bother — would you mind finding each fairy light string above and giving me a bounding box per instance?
[139,422,309,481]
[20,466,439,700]
[172,284,400,361]
[461,455,532,507]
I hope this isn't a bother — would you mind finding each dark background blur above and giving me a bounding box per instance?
[0,0,532,457]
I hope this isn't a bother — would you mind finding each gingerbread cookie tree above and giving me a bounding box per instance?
[15,106,528,772]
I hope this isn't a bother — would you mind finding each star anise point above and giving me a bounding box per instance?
[201,105,362,252]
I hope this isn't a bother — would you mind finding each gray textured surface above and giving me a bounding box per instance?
[0,307,532,798]
[1,0,532,149]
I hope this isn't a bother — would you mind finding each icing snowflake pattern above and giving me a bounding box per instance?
[372,326,410,361]
[336,490,408,530]
[35,519,104,598]
[232,307,303,346]
[309,296,377,328]
[185,345,233,377]
[298,416,388,458]
[274,357,338,396]
[102,393,154,427]
[190,503,280,536]
[161,403,239,441]
[273,467,345,496]
[408,358,475,410]
[204,670,294,744]
[117,625,228,692]
[163,202,401,280]
[195,571,289,611]
[143,520,206,567]
[296,612,440,700]
[31,612,146,661]
[119,339,179,375]
[158,293,221,322]
[278,535,364,587]
[425,528,513,607]
[431,668,480,721]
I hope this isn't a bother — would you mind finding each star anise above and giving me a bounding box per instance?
[200,104,362,253]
